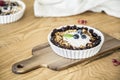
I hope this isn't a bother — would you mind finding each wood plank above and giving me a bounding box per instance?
[12,33,120,74]
[0,0,120,80]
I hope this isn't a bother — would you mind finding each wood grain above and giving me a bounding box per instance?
[0,0,120,80]
[12,33,120,74]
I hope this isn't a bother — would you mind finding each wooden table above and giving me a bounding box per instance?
[0,0,120,80]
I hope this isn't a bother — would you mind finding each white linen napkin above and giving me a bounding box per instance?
[34,0,120,18]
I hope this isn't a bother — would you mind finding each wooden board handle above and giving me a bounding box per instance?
[12,56,41,74]
[32,42,49,55]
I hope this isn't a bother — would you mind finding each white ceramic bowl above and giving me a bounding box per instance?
[0,0,26,24]
[48,25,104,59]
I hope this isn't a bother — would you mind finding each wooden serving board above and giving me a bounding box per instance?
[12,33,120,74]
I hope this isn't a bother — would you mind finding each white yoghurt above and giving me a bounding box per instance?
[63,32,91,48]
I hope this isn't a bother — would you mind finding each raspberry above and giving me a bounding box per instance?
[0,0,5,6]
[112,59,120,66]
[78,19,87,24]
[112,59,117,63]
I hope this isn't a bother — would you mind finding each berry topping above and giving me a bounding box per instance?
[95,40,100,45]
[72,25,77,29]
[96,36,101,40]
[89,29,93,33]
[50,25,102,50]
[0,10,1,14]
[78,19,87,24]
[61,27,66,31]
[3,6,8,10]
[70,26,75,29]
[0,1,22,16]
[112,59,118,63]
[73,34,79,39]
[53,29,57,32]
[66,25,70,30]
[0,0,5,6]
[81,34,86,39]
[112,58,120,66]
[51,29,57,36]
[92,33,97,37]
[77,29,82,34]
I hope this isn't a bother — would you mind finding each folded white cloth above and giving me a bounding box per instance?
[34,0,120,18]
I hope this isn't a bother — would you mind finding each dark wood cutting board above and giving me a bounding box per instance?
[12,33,120,74]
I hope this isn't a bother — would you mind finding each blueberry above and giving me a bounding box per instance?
[77,29,82,34]
[92,33,97,37]
[95,40,100,45]
[81,34,86,39]
[61,27,65,31]
[73,34,79,39]
[3,6,8,10]
[57,29,62,32]
[89,29,93,33]
[53,29,57,33]
[0,10,1,14]
[70,26,73,29]
[96,36,101,40]
[51,29,57,36]
[51,32,55,36]
[66,25,70,30]
[72,25,77,29]
[76,27,82,30]
[70,25,76,29]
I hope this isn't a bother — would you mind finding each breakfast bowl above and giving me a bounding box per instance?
[0,0,26,24]
[48,25,104,59]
